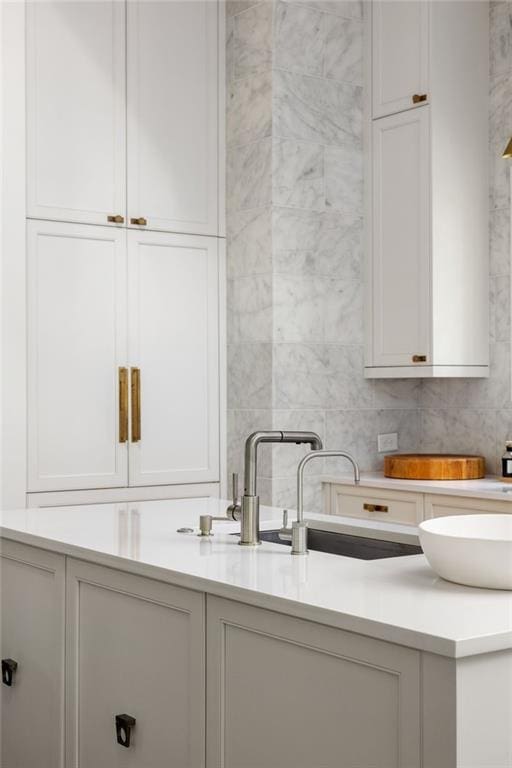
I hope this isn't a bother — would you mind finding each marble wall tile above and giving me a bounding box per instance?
[324,409,378,470]
[227,208,272,278]
[323,278,363,343]
[271,409,326,476]
[273,139,324,210]
[490,71,512,146]
[227,71,272,147]
[420,409,496,472]
[490,136,511,211]
[282,0,362,21]
[226,14,235,85]
[227,343,273,409]
[490,208,511,276]
[324,144,363,215]
[273,343,329,409]
[323,16,363,85]
[227,0,264,17]
[234,1,273,79]
[228,274,273,343]
[495,408,512,474]
[377,409,420,457]
[274,1,324,76]
[272,475,324,514]
[324,345,373,409]
[228,138,272,211]
[490,2,512,77]
[373,379,420,411]
[273,69,362,147]
[492,275,511,342]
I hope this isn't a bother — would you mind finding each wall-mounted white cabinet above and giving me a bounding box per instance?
[27,220,221,493]
[365,1,489,379]
[26,0,222,237]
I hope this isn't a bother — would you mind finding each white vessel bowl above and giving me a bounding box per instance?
[419,514,512,590]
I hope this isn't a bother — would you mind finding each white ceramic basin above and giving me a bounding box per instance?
[419,515,512,590]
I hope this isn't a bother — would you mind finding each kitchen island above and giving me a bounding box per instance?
[1,497,511,767]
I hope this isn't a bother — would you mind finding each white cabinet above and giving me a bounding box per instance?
[27,221,221,493]
[0,541,65,768]
[371,108,430,367]
[128,231,220,486]
[127,1,220,236]
[365,0,489,379]
[26,1,126,226]
[66,559,205,768]
[372,1,429,119]
[207,596,421,768]
[27,220,128,492]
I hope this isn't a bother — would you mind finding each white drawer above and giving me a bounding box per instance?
[329,485,423,525]
[424,494,512,519]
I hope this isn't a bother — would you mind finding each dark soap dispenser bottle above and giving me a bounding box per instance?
[501,441,512,481]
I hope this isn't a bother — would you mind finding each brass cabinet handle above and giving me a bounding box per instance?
[118,367,128,443]
[107,214,125,224]
[412,93,427,104]
[412,355,427,363]
[131,367,141,443]
[363,503,389,513]
[130,217,147,226]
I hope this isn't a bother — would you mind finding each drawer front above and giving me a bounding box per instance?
[425,494,512,519]
[331,486,422,525]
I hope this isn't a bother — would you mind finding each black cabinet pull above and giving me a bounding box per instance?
[2,659,18,687]
[115,714,136,748]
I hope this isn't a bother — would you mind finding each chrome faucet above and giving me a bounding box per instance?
[280,450,360,555]
[233,431,323,546]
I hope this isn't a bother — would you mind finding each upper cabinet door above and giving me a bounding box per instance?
[26,2,126,226]
[27,220,128,492]
[371,108,431,368]
[127,1,219,236]
[372,1,429,119]
[128,230,220,487]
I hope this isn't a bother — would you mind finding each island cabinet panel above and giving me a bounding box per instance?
[66,559,205,768]
[206,596,421,768]
[0,541,65,768]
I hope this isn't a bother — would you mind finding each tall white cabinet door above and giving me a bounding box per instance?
[26,1,126,226]
[371,108,431,368]
[27,220,128,491]
[372,1,429,119]
[127,1,219,236]
[128,230,220,486]
[1,541,65,768]
[66,559,205,768]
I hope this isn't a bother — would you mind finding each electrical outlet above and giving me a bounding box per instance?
[378,432,398,453]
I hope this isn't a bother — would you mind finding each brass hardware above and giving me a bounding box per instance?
[118,367,128,443]
[107,214,125,224]
[412,355,427,363]
[502,137,512,159]
[130,217,147,226]
[412,93,427,104]
[131,367,141,443]
[363,503,389,513]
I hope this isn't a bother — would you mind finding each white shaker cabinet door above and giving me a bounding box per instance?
[27,220,128,491]
[127,0,219,236]
[127,230,220,486]
[371,108,431,368]
[0,541,65,768]
[26,1,126,226]
[207,596,421,768]
[372,1,429,119]
[66,559,205,768]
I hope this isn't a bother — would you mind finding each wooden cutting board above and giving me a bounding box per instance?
[384,453,485,480]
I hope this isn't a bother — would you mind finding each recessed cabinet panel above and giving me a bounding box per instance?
[372,108,431,367]
[128,230,220,486]
[26,1,126,225]
[66,559,205,768]
[27,221,128,491]
[1,541,65,768]
[127,1,219,235]
[372,1,429,119]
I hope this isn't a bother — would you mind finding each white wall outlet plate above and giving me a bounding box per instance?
[378,432,398,453]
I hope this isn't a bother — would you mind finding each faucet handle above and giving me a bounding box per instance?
[232,472,239,504]
[282,509,288,529]
[226,473,241,521]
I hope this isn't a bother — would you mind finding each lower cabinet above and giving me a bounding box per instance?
[0,541,65,768]
[206,596,421,768]
[65,559,205,768]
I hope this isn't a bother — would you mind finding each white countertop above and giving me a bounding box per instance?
[322,471,512,502]
[1,498,512,659]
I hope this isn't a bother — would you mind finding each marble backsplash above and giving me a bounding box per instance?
[226,0,511,512]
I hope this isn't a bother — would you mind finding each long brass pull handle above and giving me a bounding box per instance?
[131,367,141,443]
[130,217,147,226]
[412,93,427,104]
[412,355,427,363]
[363,503,389,513]
[118,368,128,443]
[108,214,125,224]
